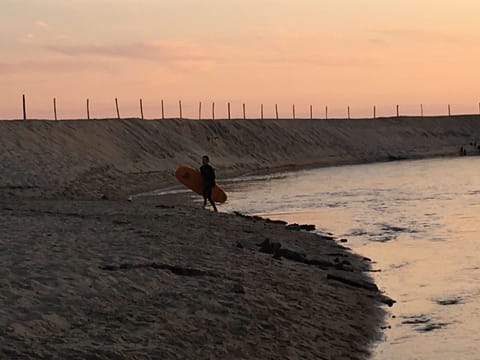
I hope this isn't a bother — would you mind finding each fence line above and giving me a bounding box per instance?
[15,94,480,121]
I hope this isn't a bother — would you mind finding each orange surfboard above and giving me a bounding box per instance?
[175,166,227,203]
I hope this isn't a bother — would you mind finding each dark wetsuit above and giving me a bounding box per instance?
[200,164,217,210]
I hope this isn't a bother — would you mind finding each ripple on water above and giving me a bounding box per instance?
[378,224,418,234]
[435,297,463,306]
[401,314,449,333]
[389,261,410,270]
[344,228,369,237]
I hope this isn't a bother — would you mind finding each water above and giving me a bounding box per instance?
[216,157,480,360]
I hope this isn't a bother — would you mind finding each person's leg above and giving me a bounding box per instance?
[206,186,218,212]
[209,196,218,212]
[202,188,208,208]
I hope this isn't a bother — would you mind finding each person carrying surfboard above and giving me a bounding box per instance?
[200,155,218,212]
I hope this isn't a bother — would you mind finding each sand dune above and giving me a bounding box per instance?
[0,116,479,199]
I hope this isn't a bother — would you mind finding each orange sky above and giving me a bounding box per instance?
[1,0,480,119]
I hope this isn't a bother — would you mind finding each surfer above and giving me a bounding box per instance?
[200,155,218,212]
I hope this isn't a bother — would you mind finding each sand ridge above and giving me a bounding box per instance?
[0,116,479,199]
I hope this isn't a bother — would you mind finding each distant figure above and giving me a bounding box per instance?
[200,155,218,212]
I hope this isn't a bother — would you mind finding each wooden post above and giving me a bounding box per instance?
[275,104,279,120]
[227,102,231,120]
[87,99,90,120]
[420,104,424,117]
[347,106,350,119]
[115,98,120,119]
[448,104,451,116]
[199,101,202,120]
[53,97,57,121]
[179,100,183,119]
[22,94,27,120]
[396,104,399,117]
[325,106,328,120]
[212,102,215,120]
[242,103,246,120]
[161,100,165,119]
[139,98,144,120]
[373,105,376,119]
[261,104,264,120]
[292,104,295,120]
[310,105,313,120]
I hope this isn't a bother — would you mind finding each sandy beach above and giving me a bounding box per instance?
[1,116,479,359]
[1,197,387,359]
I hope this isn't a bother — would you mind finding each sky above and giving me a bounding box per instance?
[1,0,480,119]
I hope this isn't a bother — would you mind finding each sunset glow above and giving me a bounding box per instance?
[2,0,480,119]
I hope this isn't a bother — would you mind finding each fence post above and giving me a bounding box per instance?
[373,105,376,119]
[448,104,451,117]
[325,106,328,120]
[227,102,231,120]
[139,98,144,120]
[242,103,246,120]
[420,104,424,117]
[179,100,183,119]
[53,97,57,121]
[396,104,399,117]
[261,104,264,120]
[348,106,350,119]
[22,94,27,121]
[292,104,295,120]
[212,102,215,120]
[161,100,165,119]
[275,104,279,120]
[87,99,90,120]
[115,98,120,119]
[199,101,202,120]
[310,105,313,120]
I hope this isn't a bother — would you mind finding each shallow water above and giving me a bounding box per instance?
[215,157,480,360]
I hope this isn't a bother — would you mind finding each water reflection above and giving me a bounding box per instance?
[219,157,480,360]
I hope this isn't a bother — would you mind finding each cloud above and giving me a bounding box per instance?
[0,59,113,75]
[368,28,469,46]
[1,40,217,76]
[35,21,51,31]
[45,40,216,69]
